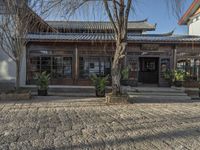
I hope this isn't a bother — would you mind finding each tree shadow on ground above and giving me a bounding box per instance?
[41,127,200,150]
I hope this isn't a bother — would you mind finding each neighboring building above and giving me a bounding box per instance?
[1,3,200,87]
[178,0,200,83]
[179,0,200,35]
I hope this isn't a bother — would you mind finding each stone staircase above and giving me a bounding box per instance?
[125,87,191,103]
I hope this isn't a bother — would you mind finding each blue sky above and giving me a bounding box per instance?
[45,0,194,35]
[131,0,193,34]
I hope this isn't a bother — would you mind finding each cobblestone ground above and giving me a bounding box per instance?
[1,97,200,150]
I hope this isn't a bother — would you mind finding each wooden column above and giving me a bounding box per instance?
[74,45,79,84]
[173,46,177,70]
[124,49,127,66]
[196,59,199,81]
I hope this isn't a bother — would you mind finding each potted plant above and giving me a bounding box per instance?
[90,74,109,97]
[173,70,186,87]
[35,71,50,96]
[121,66,130,86]
[164,70,187,87]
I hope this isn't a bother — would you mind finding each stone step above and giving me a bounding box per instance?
[126,86,191,103]
[123,86,185,92]
[128,95,191,103]
[127,92,188,96]
[127,89,184,93]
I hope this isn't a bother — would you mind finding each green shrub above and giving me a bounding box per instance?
[35,72,50,90]
[121,66,130,80]
[164,69,188,84]
[90,74,109,92]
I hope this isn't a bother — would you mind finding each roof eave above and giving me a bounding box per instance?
[27,39,200,44]
[179,0,200,25]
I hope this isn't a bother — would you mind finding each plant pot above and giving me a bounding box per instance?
[96,89,105,97]
[121,80,130,86]
[38,89,48,96]
[174,81,183,87]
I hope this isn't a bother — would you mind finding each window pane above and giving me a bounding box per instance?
[29,57,40,81]
[79,57,111,79]
[52,57,63,79]
[41,57,51,75]
[63,57,72,78]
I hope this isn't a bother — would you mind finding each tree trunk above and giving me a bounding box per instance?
[15,60,20,91]
[111,41,127,96]
[112,57,121,96]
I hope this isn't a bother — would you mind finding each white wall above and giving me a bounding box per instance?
[0,48,26,87]
[0,50,16,83]
[188,15,200,36]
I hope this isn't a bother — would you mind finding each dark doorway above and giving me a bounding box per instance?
[139,57,159,84]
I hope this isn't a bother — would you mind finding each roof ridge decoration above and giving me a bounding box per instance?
[46,18,149,23]
[162,29,175,36]
[46,19,156,32]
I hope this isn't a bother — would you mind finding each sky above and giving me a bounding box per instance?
[43,0,194,35]
[131,0,193,34]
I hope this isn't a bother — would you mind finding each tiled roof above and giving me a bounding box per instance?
[46,20,156,32]
[27,33,200,44]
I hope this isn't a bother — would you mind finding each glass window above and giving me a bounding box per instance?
[41,57,51,75]
[30,56,40,72]
[28,55,72,82]
[52,57,63,79]
[79,57,111,79]
[63,57,72,78]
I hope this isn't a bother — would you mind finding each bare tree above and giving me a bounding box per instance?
[35,0,186,96]
[0,0,53,91]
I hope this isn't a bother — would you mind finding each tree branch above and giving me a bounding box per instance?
[103,0,118,34]
[124,0,132,37]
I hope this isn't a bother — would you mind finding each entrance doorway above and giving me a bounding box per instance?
[139,57,159,84]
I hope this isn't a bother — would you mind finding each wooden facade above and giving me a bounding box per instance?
[25,40,200,86]
[25,19,200,87]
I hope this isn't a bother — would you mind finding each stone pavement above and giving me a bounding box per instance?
[1,97,200,149]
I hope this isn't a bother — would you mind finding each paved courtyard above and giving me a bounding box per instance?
[1,97,200,150]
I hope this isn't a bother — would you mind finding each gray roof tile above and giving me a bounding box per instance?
[46,20,156,31]
[27,33,200,43]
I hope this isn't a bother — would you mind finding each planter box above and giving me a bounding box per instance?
[106,93,129,104]
[183,81,200,88]
[0,91,31,101]
[121,80,138,87]
[174,81,183,87]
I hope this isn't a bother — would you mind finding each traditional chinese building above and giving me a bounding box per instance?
[26,20,200,87]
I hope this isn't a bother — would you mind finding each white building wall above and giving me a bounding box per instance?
[188,15,200,35]
[0,49,26,87]
[0,51,16,83]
